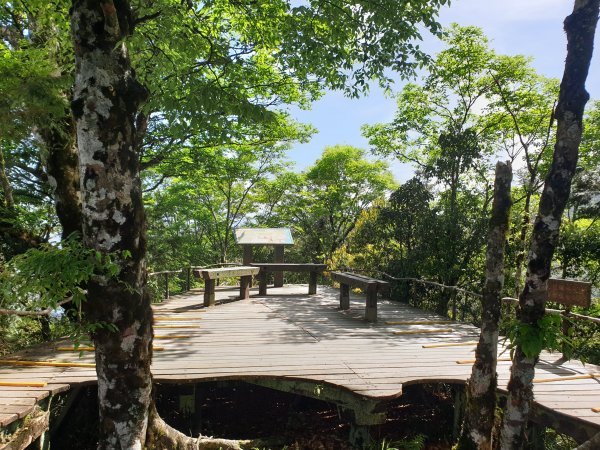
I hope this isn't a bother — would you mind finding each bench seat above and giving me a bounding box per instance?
[330,271,389,322]
[195,266,260,306]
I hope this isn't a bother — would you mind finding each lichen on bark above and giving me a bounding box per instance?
[70,2,262,448]
[71,1,152,448]
[39,114,83,239]
[456,161,512,450]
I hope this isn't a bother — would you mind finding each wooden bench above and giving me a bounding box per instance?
[329,272,390,322]
[196,266,260,307]
[249,263,327,295]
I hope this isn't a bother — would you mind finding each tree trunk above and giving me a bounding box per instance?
[499,2,599,448]
[0,143,43,255]
[70,2,260,448]
[39,115,82,239]
[457,161,512,449]
[38,114,83,331]
[0,145,15,209]
[513,190,532,298]
[575,431,600,450]
[71,1,152,447]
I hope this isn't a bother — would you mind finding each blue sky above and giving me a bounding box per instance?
[285,0,600,182]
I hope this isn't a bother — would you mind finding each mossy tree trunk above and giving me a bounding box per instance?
[70,2,255,448]
[499,1,599,448]
[71,1,152,447]
[457,161,512,449]
[39,115,83,239]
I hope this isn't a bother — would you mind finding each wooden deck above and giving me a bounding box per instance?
[1,285,600,440]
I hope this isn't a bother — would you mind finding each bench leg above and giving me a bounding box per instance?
[258,271,268,296]
[274,245,284,288]
[365,284,377,323]
[308,271,318,295]
[204,279,215,307]
[240,275,251,299]
[340,283,350,310]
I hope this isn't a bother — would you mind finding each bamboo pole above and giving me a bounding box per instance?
[0,360,95,368]
[533,373,600,383]
[422,341,479,348]
[393,328,453,335]
[457,358,511,365]
[386,320,453,325]
[0,381,48,387]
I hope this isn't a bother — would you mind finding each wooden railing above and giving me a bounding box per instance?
[502,297,600,325]
[147,264,599,331]
[147,269,188,300]
[147,262,242,301]
[334,267,599,330]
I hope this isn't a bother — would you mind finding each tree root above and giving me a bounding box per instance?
[575,431,600,450]
[146,402,257,450]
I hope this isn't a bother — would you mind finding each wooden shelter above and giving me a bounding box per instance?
[234,228,294,287]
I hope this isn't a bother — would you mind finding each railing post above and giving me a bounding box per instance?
[365,282,378,323]
[562,308,572,356]
[204,279,216,307]
[308,270,318,295]
[451,291,457,321]
[164,272,170,299]
[340,283,350,310]
[240,275,252,300]
[258,270,268,296]
[186,267,191,292]
[273,245,284,287]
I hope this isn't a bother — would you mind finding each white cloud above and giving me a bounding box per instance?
[442,0,570,24]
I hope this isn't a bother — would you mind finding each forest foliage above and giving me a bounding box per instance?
[1,17,598,361]
[0,1,598,447]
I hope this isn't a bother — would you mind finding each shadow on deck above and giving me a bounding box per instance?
[1,284,599,446]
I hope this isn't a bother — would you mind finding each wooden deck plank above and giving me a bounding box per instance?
[0,285,599,438]
[0,412,18,427]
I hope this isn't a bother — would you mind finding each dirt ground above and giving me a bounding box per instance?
[48,381,455,449]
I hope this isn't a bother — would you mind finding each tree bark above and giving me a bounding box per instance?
[71,1,152,448]
[499,1,599,449]
[0,145,15,209]
[39,115,82,239]
[70,2,260,449]
[575,430,600,450]
[457,161,512,450]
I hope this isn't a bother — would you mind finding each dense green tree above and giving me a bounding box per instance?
[146,140,295,267]
[66,1,450,447]
[369,178,439,281]
[267,145,396,263]
[555,219,600,284]
[145,182,218,270]
[363,25,503,312]
[569,102,600,221]
[0,0,81,243]
[487,56,559,297]
[362,25,567,316]
[0,3,69,254]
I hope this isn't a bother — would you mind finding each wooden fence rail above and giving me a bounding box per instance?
[502,297,600,325]
[148,262,243,301]
[334,267,599,330]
